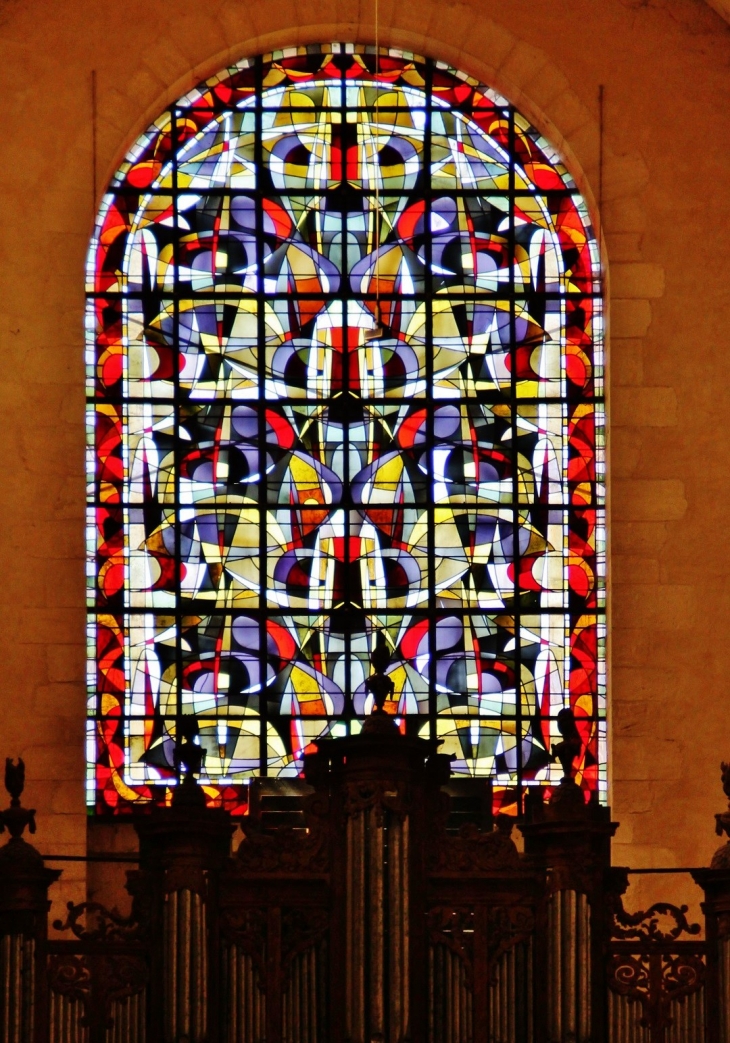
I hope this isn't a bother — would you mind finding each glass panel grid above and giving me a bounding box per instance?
[86,44,605,816]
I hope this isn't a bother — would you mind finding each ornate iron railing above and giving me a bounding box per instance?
[3,732,730,1042]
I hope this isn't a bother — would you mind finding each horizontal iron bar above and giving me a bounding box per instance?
[40,853,141,863]
[38,856,698,871]
[625,867,704,874]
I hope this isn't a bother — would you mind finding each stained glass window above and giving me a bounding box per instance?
[86,44,605,815]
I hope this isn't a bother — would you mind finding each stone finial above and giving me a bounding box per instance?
[363,633,397,735]
[172,718,207,807]
[551,708,583,784]
[711,762,730,869]
[0,757,37,840]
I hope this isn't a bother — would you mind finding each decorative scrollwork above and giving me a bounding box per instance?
[427,907,475,986]
[234,823,328,874]
[48,953,148,1034]
[342,779,407,821]
[608,950,706,1034]
[486,903,536,970]
[282,907,328,966]
[233,790,330,874]
[711,761,730,868]
[609,952,649,999]
[48,954,92,1004]
[281,907,329,987]
[53,900,141,943]
[429,815,520,873]
[220,907,268,979]
[663,952,705,1000]
[718,911,730,940]
[612,900,701,942]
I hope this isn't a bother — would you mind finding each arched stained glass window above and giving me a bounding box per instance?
[86,44,605,815]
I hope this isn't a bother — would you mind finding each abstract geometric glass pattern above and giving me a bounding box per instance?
[86,44,605,815]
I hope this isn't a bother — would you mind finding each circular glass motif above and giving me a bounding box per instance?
[87,44,605,814]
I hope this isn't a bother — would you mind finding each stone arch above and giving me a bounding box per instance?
[85,38,609,813]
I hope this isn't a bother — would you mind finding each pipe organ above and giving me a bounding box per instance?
[1,724,730,1042]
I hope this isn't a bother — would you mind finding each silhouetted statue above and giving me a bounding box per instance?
[551,709,583,783]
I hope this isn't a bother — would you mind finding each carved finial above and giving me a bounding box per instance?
[721,762,730,804]
[711,762,730,868]
[362,632,399,736]
[172,719,207,807]
[551,708,583,783]
[174,718,205,779]
[0,757,37,839]
[364,632,395,716]
[5,757,25,803]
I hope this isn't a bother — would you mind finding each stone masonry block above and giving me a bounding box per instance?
[610,263,665,300]
[520,60,570,110]
[612,479,687,521]
[138,39,192,95]
[165,9,229,68]
[610,299,652,338]
[47,644,86,683]
[602,152,650,202]
[33,684,85,719]
[610,427,642,478]
[610,521,670,556]
[609,338,643,386]
[615,586,700,630]
[546,89,591,139]
[609,628,652,668]
[50,781,86,816]
[565,122,600,176]
[605,233,643,263]
[611,666,673,703]
[423,4,473,60]
[611,387,677,428]
[611,554,660,586]
[21,743,85,784]
[464,20,517,74]
[32,812,88,852]
[497,41,549,92]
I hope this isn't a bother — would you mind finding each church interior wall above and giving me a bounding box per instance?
[0,0,728,924]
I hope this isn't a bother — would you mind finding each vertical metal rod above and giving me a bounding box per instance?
[165,892,176,1042]
[227,947,236,1043]
[565,890,577,1039]
[356,812,365,1041]
[598,84,605,231]
[506,951,513,1043]
[578,893,591,1040]
[345,817,353,1040]
[402,815,410,1038]
[369,806,385,1038]
[547,894,558,1039]
[310,947,318,1043]
[91,69,98,211]
[199,894,208,1041]
[11,933,20,1043]
[389,817,401,1039]
[442,947,448,1043]
[429,946,434,1042]
[25,937,35,1043]
[465,952,471,1043]
[180,890,191,1040]
[722,939,728,1043]
[282,968,288,1043]
[245,953,252,1043]
[2,935,8,1042]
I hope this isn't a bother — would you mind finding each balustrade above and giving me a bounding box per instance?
[2,731,730,1042]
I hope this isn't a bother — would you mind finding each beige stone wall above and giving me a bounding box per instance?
[1,0,728,919]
